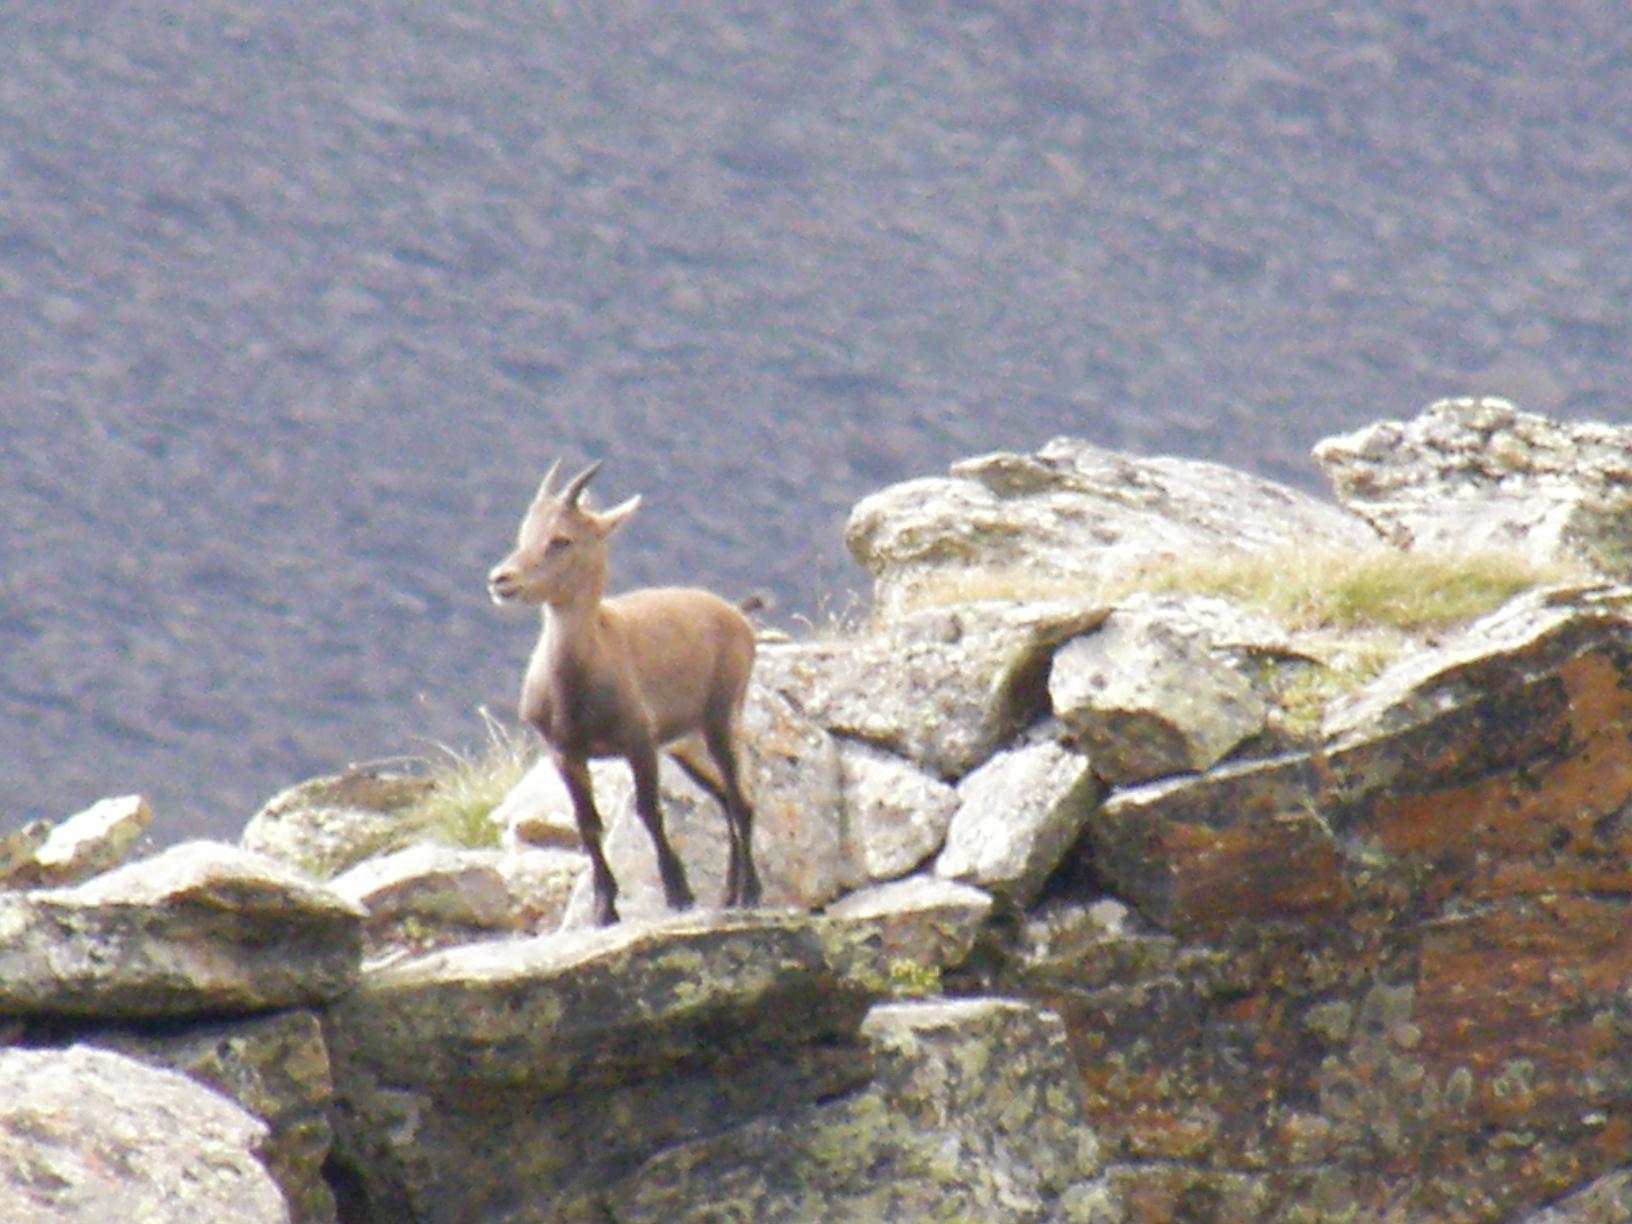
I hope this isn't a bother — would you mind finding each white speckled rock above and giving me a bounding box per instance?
[1050,594,1275,785]
[0,1045,290,1224]
[935,731,1101,905]
[1314,396,1632,577]
[837,741,959,882]
[29,794,152,886]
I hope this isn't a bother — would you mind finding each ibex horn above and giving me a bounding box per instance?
[561,460,603,507]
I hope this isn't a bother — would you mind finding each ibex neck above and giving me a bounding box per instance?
[541,598,605,647]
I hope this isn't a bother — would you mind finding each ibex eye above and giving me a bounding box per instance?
[546,536,572,553]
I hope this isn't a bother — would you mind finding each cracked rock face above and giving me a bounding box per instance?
[599,999,1121,1224]
[1044,584,1632,1221]
[323,909,1098,1223]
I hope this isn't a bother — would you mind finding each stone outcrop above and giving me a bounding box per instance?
[330,843,521,958]
[0,840,362,1017]
[846,435,1376,615]
[754,599,1107,780]
[0,1045,290,1224]
[27,794,152,886]
[9,402,1632,1224]
[0,794,151,889]
[323,909,1110,1223]
[1036,583,1632,1220]
[935,727,1100,906]
[836,739,960,882]
[1315,395,1632,579]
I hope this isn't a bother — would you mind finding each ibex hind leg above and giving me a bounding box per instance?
[670,735,759,909]
[704,724,760,908]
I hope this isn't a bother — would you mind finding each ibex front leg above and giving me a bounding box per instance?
[556,753,619,926]
[628,741,696,912]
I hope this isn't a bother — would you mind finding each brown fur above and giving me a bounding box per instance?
[488,461,759,925]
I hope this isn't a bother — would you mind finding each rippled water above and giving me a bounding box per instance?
[4,3,1628,842]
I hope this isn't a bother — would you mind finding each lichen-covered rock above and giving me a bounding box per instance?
[325,912,882,1101]
[324,909,1005,1223]
[1046,583,1632,1221]
[88,1010,337,1224]
[27,794,152,887]
[936,730,1101,906]
[1319,582,1629,744]
[824,874,993,986]
[0,817,52,887]
[599,999,1123,1223]
[1050,594,1276,784]
[1088,586,1632,936]
[241,769,435,879]
[1314,396,1632,579]
[846,435,1374,616]
[1511,1168,1632,1223]
[755,600,1108,780]
[836,740,959,882]
[331,843,518,957]
[0,1045,289,1224]
[0,840,363,1017]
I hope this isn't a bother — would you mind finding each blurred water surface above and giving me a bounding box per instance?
[3,2,1629,839]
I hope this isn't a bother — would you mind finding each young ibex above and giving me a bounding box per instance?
[488,460,761,925]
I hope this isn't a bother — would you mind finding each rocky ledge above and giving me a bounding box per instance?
[6,397,1632,1223]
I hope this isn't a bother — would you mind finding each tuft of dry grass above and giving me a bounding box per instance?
[907,545,1582,634]
[402,709,534,850]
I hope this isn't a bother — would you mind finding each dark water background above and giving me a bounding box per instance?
[4,2,1630,842]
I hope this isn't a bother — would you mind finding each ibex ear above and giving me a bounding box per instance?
[596,494,641,536]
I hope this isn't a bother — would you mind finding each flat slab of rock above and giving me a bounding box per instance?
[1314,396,1632,578]
[327,908,936,1223]
[600,998,1120,1224]
[332,843,519,957]
[326,911,892,1099]
[0,1045,289,1224]
[846,435,1374,616]
[0,840,363,1017]
[935,731,1101,906]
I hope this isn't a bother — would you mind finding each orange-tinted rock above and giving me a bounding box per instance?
[1042,590,1632,1222]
